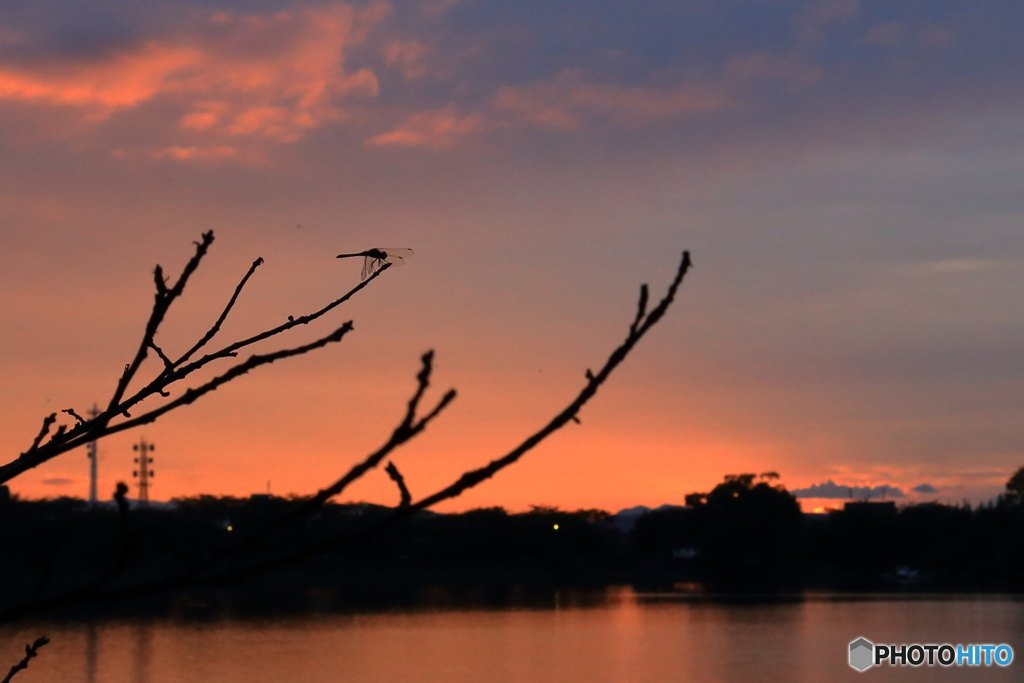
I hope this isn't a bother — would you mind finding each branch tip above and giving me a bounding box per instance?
[385,461,412,507]
[2,635,50,683]
[631,283,649,333]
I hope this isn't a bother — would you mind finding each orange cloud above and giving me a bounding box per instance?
[367,105,483,148]
[493,71,730,130]
[0,42,200,114]
[151,145,240,161]
[0,2,389,145]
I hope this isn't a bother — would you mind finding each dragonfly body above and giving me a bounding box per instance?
[336,248,414,280]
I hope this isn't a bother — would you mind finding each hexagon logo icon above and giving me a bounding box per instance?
[849,637,874,671]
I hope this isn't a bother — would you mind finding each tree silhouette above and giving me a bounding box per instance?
[1005,466,1024,503]
[686,473,802,587]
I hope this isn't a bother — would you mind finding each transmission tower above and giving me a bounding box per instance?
[86,403,99,505]
[132,439,155,505]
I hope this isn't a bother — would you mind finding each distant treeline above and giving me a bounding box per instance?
[3,472,1024,617]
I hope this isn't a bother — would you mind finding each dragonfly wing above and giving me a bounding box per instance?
[380,248,414,266]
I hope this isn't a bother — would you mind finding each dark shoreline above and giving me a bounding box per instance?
[5,494,1024,623]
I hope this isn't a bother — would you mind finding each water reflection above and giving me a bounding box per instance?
[4,589,1022,682]
[84,622,97,683]
[131,622,152,683]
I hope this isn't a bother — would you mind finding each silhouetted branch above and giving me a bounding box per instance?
[147,341,174,370]
[397,250,692,513]
[2,232,391,486]
[22,414,56,456]
[1,637,49,683]
[171,261,391,380]
[107,232,214,415]
[95,323,355,440]
[162,352,453,582]
[175,257,264,366]
[386,462,412,507]
[630,283,649,334]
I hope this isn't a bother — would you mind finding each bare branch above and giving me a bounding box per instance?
[174,257,264,367]
[163,352,455,582]
[61,409,85,426]
[630,283,649,334]
[153,265,168,297]
[22,414,56,457]
[385,461,412,507]
[147,341,174,370]
[172,262,390,379]
[303,351,455,507]
[99,323,356,440]
[1,637,50,683]
[1,324,354,487]
[2,232,392,486]
[105,231,215,415]
[402,250,692,512]
[106,259,390,427]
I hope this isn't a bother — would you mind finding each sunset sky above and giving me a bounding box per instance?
[2,0,1022,513]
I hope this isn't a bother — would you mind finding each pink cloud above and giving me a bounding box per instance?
[0,42,200,113]
[367,105,483,148]
[151,145,241,161]
[0,2,389,145]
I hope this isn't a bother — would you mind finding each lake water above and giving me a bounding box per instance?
[4,589,1022,682]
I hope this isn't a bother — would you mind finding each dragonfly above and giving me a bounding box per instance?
[335,248,414,280]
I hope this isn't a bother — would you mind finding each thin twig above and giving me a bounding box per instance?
[1,637,50,683]
[174,257,264,367]
[630,284,649,334]
[161,351,453,583]
[147,341,174,370]
[387,251,692,515]
[22,414,56,456]
[98,323,355,440]
[385,462,412,507]
[105,231,215,416]
[173,262,391,380]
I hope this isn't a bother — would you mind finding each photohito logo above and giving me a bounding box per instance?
[849,637,1013,671]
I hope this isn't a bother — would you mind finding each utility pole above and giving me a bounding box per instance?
[132,439,155,505]
[86,403,99,506]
